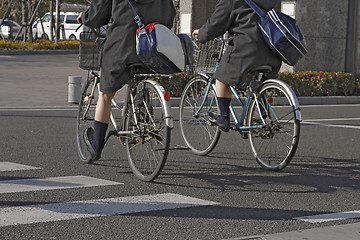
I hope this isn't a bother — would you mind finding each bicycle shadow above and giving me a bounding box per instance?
[156,150,360,194]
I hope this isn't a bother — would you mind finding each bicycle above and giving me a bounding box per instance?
[76,29,173,182]
[179,38,301,171]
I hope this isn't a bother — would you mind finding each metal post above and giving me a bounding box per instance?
[55,0,60,44]
[68,76,82,104]
[345,0,359,74]
[50,0,54,40]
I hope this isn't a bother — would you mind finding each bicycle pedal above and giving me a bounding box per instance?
[241,132,249,139]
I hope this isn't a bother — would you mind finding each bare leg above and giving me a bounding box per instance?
[215,80,232,98]
[95,92,116,123]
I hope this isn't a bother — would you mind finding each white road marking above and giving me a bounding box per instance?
[304,117,360,122]
[300,104,360,108]
[0,162,41,171]
[301,121,360,129]
[0,193,219,226]
[0,106,77,111]
[294,210,360,223]
[0,175,123,194]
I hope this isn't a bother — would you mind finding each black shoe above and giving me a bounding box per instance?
[208,112,230,132]
[84,127,101,161]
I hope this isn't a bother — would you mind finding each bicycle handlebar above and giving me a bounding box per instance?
[76,24,106,38]
[215,37,234,44]
[90,27,106,38]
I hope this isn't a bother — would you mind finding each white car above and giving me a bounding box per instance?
[0,19,21,39]
[32,19,42,39]
[33,12,83,40]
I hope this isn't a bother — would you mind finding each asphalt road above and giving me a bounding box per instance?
[1,53,360,239]
[0,104,359,239]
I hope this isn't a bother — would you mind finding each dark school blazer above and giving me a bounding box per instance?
[82,0,175,93]
[198,0,282,87]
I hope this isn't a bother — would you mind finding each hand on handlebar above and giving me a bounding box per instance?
[192,29,199,40]
[77,12,83,24]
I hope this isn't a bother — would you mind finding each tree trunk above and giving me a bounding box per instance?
[21,0,28,42]
[55,0,60,43]
[50,0,54,40]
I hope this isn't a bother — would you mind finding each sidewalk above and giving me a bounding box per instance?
[0,53,127,108]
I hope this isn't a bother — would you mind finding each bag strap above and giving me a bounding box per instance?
[126,0,144,28]
[243,0,266,18]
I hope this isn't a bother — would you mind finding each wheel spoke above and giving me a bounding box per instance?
[248,83,300,171]
[179,76,221,155]
[125,82,170,182]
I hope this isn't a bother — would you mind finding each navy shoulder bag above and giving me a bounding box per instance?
[244,0,307,66]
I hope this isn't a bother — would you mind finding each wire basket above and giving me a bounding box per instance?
[193,39,223,74]
[79,31,102,70]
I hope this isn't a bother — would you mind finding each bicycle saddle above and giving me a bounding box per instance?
[250,65,273,74]
[127,62,152,75]
[127,62,147,69]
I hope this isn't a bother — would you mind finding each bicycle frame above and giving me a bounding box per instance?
[195,55,301,133]
[180,37,302,171]
[87,72,173,139]
[194,37,268,131]
[196,73,267,132]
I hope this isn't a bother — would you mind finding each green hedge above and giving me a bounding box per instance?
[0,40,79,50]
[158,71,360,97]
[278,71,360,96]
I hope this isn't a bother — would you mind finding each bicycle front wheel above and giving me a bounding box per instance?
[125,81,171,182]
[76,77,99,164]
[247,82,300,171]
[179,75,221,155]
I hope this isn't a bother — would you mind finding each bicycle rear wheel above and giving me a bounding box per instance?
[247,82,300,171]
[76,77,99,164]
[179,75,221,155]
[125,81,171,182]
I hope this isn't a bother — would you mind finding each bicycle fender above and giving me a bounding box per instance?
[263,79,302,122]
[197,72,211,79]
[144,79,174,129]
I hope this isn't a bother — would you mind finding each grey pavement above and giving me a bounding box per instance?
[229,222,360,240]
[1,52,360,239]
[0,52,127,108]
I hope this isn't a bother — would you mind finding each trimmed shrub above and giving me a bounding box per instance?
[278,71,360,96]
[158,71,360,97]
[0,40,79,50]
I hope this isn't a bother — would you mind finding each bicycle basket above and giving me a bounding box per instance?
[193,39,223,74]
[79,31,102,70]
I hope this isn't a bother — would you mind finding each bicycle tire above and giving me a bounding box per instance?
[247,82,300,171]
[125,81,171,182]
[179,75,221,155]
[76,77,99,164]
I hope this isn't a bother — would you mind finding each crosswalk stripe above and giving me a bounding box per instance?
[293,210,360,223]
[0,175,123,194]
[0,193,219,226]
[0,162,41,171]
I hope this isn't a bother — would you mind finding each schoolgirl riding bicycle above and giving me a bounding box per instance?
[192,0,281,132]
[77,0,175,161]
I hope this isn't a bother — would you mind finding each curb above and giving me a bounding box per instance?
[0,49,78,55]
